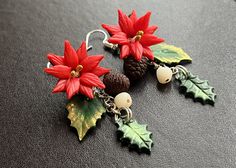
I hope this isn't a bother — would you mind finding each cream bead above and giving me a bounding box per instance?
[156,66,173,84]
[114,92,132,108]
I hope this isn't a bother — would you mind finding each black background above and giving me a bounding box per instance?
[1,0,236,167]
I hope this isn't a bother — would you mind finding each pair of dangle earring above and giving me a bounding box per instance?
[44,9,216,154]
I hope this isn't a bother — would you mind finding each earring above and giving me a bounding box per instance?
[102,9,216,105]
[44,9,217,155]
[44,38,153,153]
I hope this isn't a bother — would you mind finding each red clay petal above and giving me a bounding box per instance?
[118,9,134,36]
[143,47,154,60]
[124,14,135,36]
[118,9,128,34]
[129,10,137,23]
[47,53,64,65]
[76,41,87,63]
[92,66,110,77]
[80,73,105,89]
[145,25,158,34]
[52,79,67,93]
[64,40,79,69]
[80,55,104,73]
[79,85,94,99]
[130,41,143,61]
[120,45,130,59]
[66,78,80,99]
[140,34,164,46]
[108,32,128,45]
[44,65,71,79]
[134,11,151,32]
[102,24,121,35]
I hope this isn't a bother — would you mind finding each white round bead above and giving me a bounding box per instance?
[114,92,132,108]
[156,66,173,84]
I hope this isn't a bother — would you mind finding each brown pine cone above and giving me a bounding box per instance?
[123,56,149,82]
[103,71,130,96]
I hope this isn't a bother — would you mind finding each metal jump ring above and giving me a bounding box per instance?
[170,67,179,75]
[118,107,133,122]
[176,65,189,78]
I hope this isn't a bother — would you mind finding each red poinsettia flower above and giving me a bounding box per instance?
[102,9,164,61]
[44,40,109,99]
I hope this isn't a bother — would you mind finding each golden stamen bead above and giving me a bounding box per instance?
[71,65,83,78]
[70,70,77,77]
[133,30,144,41]
[136,30,144,36]
[76,65,83,72]
[135,35,142,41]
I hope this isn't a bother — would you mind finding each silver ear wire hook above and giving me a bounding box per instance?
[47,29,118,68]
[47,62,52,68]
[85,29,118,51]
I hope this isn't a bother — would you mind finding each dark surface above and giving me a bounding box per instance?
[0,0,236,167]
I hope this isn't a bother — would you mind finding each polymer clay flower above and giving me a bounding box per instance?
[102,9,164,61]
[44,41,109,99]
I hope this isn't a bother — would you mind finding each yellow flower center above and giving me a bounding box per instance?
[71,65,83,77]
[134,30,144,41]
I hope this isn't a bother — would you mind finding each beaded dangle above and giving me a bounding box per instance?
[45,39,153,154]
[100,9,216,105]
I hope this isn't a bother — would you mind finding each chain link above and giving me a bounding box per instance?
[95,89,133,122]
[95,89,120,115]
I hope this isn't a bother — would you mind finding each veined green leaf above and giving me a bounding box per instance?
[66,95,106,141]
[116,119,153,152]
[176,71,216,105]
[151,43,192,64]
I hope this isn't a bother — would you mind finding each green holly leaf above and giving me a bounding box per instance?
[66,95,106,141]
[116,119,153,152]
[151,43,192,64]
[176,71,216,105]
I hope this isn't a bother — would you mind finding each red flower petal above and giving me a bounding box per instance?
[47,53,64,65]
[145,25,158,34]
[44,65,71,79]
[79,85,94,99]
[92,66,110,77]
[120,45,130,59]
[143,47,154,60]
[102,24,121,35]
[64,40,79,69]
[76,41,87,63]
[129,10,137,23]
[134,11,151,32]
[52,79,67,93]
[118,9,134,36]
[108,32,128,45]
[80,55,104,73]
[140,34,164,46]
[66,78,80,99]
[130,41,143,61]
[80,73,105,89]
